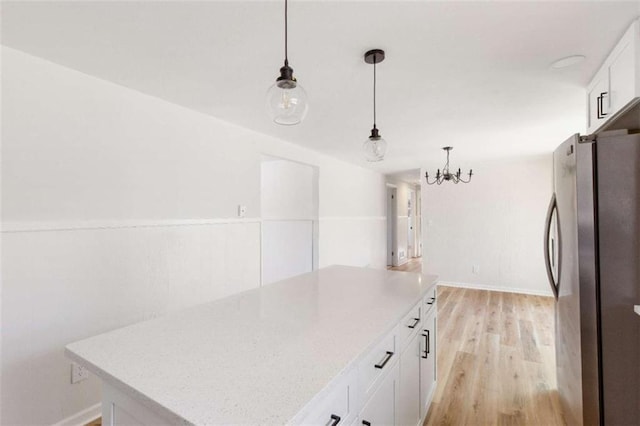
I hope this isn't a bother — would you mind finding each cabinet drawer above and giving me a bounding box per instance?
[423,288,437,315]
[358,324,399,402]
[398,301,421,351]
[296,369,356,426]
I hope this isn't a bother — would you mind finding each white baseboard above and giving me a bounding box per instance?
[52,403,101,426]
[437,280,553,297]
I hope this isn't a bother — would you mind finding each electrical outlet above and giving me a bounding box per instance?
[472,265,480,274]
[237,205,246,218]
[71,362,89,384]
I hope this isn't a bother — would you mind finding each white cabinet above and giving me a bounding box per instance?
[358,324,399,403]
[355,294,437,426]
[398,332,421,426]
[587,71,610,132]
[420,308,437,420]
[398,302,421,351]
[586,19,640,134]
[359,363,399,426]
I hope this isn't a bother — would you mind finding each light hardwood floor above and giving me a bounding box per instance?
[388,257,423,273]
[425,286,565,426]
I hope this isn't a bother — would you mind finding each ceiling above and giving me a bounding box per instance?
[3,1,640,175]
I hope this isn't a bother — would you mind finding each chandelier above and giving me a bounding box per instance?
[424,147,473,185]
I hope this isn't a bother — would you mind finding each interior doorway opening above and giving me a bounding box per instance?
[385,171,422,270]
[260,155,319,286]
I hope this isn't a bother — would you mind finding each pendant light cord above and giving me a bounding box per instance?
[284,0,289,66]
[373,59,377,128]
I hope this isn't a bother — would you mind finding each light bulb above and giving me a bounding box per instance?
[363,136,387,162]
[266,80,309,126]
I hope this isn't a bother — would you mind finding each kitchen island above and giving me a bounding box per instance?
[66,265,438,425]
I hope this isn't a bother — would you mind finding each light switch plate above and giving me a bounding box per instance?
[237,205,246,217]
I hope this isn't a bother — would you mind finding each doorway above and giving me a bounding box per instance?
[260,155,319,286]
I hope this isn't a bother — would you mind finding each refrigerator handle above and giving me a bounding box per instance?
[544,193,560,299]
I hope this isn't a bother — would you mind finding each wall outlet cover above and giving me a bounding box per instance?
[472,265,480,274]
[237,205,246,218]
[71,362,89,384]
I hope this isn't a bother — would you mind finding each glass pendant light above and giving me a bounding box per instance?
[363,49,387,162]
[267,0,308,125]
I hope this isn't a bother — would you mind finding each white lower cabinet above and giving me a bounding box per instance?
[359,363,399,426]
[354,296,437,426]
[419,309,437,420]
[397,332,421,426]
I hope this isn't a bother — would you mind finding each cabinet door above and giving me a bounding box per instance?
[587,72,610,133]
[398,332,421,426]
[359,363,398,426]
[419,310,437,420]
[609,35,636,117]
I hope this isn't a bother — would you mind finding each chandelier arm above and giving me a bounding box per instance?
[458,172,472,184]
[424,172,437,185]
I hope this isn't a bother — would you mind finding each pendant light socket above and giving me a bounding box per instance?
[276,64,297,89]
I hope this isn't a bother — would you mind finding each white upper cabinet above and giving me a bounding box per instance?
[586,19,640,134]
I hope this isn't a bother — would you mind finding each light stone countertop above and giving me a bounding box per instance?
[66,265,438,425]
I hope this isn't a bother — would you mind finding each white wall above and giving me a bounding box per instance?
[421,154,553,296]
[1,47,387,425]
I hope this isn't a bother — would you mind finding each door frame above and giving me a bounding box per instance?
[386,184,398,266]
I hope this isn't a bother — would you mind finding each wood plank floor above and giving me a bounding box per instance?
[388,257,422,273]
[425,286,566,426]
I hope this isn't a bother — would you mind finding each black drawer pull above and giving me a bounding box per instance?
[407,317,420,329]
[362,421,371,426]
[421,331,430,359]
[427,297,436,305]
[329,414,341,426]
[597,91,608,119]
[374,351,394,369]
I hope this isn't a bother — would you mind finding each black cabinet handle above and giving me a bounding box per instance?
[597,91,608,119]
[362,421,371,426]
[374,351,394,369]
[421,331,430,359]
[407,317,420,329]
[329,414,341,426]
[427,297,436,305]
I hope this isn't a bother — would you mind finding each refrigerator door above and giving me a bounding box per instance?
[595,132,640,425]
[554,134,584,426]
[576,139,601,426]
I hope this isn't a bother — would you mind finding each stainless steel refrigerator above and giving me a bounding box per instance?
[544,129,640,425]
